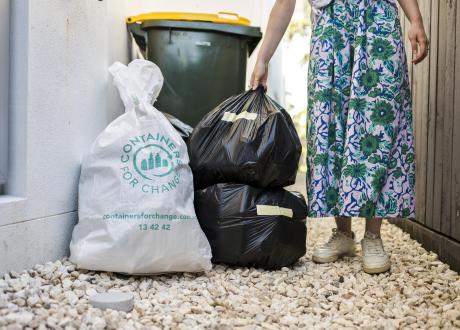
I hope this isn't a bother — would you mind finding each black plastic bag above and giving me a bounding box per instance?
[162,112,193,143]
[189,88,302,189]
[194,183,307,269]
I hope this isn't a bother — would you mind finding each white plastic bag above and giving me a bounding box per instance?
[69,59,212,274]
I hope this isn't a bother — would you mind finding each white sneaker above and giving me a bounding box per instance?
[361,232,391,274]
[312,229,356,263]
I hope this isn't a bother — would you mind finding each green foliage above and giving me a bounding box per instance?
[289,105,308,173]
[286,0,312,173]
[287,1,312,64]
[287,1,312,40]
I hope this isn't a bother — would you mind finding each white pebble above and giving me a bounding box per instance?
[6,311,34,324]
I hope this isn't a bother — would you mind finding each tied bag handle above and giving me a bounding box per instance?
[223,88,270,143]
[109,60,164,116]
[221,87,267,122]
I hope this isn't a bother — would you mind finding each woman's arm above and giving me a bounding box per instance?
[398,0,429,64]
[250,0,296,89]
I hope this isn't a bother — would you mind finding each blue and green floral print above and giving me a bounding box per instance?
[306,0,415,219]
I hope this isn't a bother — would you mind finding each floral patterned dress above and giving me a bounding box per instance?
[306,0,415,219]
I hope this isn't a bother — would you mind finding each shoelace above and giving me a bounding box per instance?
[363,237,385,256]
[322,229,345,248]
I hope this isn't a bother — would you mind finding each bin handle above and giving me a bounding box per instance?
[217,12,241,21]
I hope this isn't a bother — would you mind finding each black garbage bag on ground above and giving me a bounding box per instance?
[194,183,307,269]
[189,88,302,189]
[162,112,193,143]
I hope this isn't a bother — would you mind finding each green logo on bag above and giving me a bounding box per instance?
[120,132,183,194]
[134,144,174,179]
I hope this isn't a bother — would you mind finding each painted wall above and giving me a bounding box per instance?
[0,0,124,273]
[0,0,282,273]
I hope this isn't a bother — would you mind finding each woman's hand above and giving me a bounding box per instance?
[398,0,429,65]
[408,20,429,64]
[250,60,269,90]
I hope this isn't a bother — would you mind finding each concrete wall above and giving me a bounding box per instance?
[0,0,129,273]
[0,0,281,273]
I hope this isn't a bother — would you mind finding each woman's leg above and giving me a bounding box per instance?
[336,216,352,233]
[365,218,382,236]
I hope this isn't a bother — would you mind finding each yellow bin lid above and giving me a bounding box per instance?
[126,12,251,26]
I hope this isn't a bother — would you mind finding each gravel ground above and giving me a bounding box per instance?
[1,218,460,330]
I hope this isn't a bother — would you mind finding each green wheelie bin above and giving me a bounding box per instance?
[127,12,262,126]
